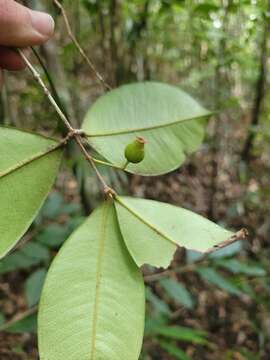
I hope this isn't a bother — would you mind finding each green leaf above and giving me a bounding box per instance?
[239,349,260,360]
[0,312,5,326]
[144,315,168,334]
[25,268,47,307]
[159,278,194,309]
[35,224,69,248]
[193,4,219,15]
[0,127,62,258]
[21,242,50,262]
[186,239,243,263]
[150,325,208,345]
[0,242,49,274]
[6,314,37,334]
[82,82,211,176]
[36,217,86,249]
[197,267,242,296]
[209,240,243,259]
[115,196,233,268]
[146,288,171,316]
[159,341,192,360]
[185,249,205,263]
[40,192,63,219]
[216,259,266,277]
[38,201,145,360]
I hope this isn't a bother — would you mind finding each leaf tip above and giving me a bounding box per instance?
[205,228,248,254]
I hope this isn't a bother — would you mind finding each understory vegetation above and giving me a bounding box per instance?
[0,0,269,359]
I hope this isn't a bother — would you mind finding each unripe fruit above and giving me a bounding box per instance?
[124,137,146,164]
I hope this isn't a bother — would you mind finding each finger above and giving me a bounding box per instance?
[0,0,54,47]
[0,47,26,71]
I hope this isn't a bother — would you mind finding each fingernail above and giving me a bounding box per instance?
[30,10,55,38]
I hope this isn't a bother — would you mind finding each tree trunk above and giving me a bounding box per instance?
[108,0,119,86]
[207,0,230,220]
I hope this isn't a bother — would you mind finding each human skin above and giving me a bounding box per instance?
[0,0,54,87]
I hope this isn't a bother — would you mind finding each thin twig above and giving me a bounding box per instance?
[92,157,126,171]
[31,46,69,120]
[18,49,114,196]
[205,228,249,254]
[53,0,112,91]
[144,229,249,282]
[144,258,209,283]
[18,49,73,132]
[74,135,115,197]
[0,306,38,332]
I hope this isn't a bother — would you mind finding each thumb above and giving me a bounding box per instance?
[0,0,54,48]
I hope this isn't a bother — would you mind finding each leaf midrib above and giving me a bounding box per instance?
[86,112,211,138]
[0,143,62,179]
[90,202,110,360]
[116,197,240,255]
[115,196,177,247]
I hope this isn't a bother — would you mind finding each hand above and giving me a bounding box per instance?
[0,0,54,86]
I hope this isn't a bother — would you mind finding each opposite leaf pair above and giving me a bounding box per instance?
[0,81,244,360]
[0,81,211,258]
[38,197,236,360]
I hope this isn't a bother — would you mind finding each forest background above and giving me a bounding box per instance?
[0,0,270,359]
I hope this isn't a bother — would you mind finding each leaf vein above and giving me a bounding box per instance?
[115,197,177,247]
[0,142,63,180]
[86,113,211,138]
[90,202,110,359]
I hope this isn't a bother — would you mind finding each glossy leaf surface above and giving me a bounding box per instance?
[83,82,211,175]
[115,196,233,268]
[38,201,145,360]
[0,127,62,258]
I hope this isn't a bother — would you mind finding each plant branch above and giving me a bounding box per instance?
[18,49,73,132]
[205,228,248,254]
[31,46,69,121]
[144,229,248,282]
[0,306,38,332]
[115,196,248,254]
[18,49,114,196]
[73,135,115,196]
[144,259,209,283]
[53,0,112,91]
[92,157,126,171]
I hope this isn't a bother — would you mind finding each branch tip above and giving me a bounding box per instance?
[206,228,249,254]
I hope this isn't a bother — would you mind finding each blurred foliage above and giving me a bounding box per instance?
[0,0,270,359]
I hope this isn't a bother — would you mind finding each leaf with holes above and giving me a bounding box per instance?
[38,201,145,360]
[115,196,235,268]
[82,82,211,176]
[0,127,62,258]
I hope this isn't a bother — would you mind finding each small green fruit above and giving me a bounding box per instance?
[124,137,146,164]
